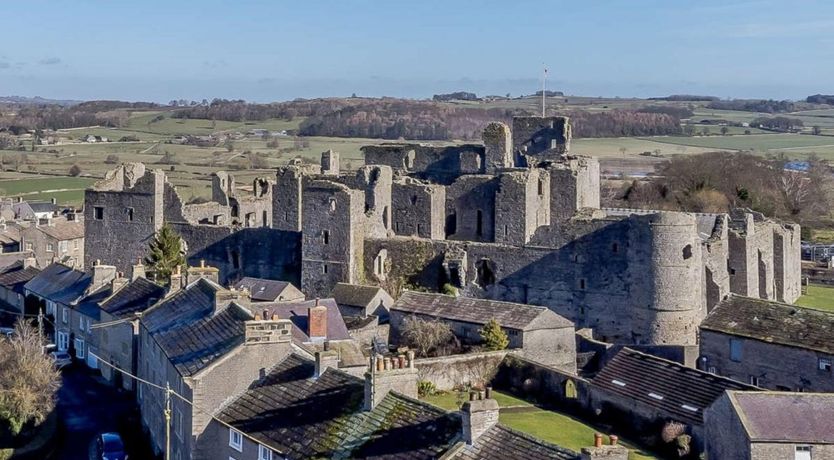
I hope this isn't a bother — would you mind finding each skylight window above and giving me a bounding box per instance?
[612,379,627,387]
[681,404,699,412]
[648,392,664,400]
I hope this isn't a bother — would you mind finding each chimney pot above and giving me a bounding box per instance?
[407,350,415,368]
[594,433,603,448]
[376,356,383,372]
[609,435,618,446]
[262,309,269,320]
[315,297,320,306]
[485,386,492,399]
[254,313,262,320]
[95,259,100,266]
[469,392,477,402]
[398,355,405,369]
[200,259,205,268]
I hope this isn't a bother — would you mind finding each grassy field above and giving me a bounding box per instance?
[796,284,834,313]
[0,176,95,206]
[643,133,834,152]
[422,390,659,460]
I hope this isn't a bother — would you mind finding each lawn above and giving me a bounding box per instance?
[422,390,659,460]
[796,284,834,313]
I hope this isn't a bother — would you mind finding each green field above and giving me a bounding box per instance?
[642,133,834,152]
[0,176,95,205]
[422,390,658,460]
[797,284,834,313]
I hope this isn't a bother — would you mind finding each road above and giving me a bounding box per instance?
[55,366,148,460]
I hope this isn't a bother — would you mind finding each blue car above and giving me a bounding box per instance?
[97,432,127,460]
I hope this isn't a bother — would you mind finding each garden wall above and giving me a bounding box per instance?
[414,350,509,390]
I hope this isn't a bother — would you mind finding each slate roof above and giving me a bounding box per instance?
[216,354,461,459]
[259,298,352,342]
[728,391,834,443]
[331,283,385,307]
[591,348,756,425]
[99,278,166,319]
[451,424,578,460]
[392,291,571,330]
[28,201,55,214]
[701,295,834,355]
[23,262,91,305]
[142,278,253,376]
[37,220,84,240]
[0,265,40,293]
[233,277,299,301]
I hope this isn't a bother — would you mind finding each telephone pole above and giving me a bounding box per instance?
[164,382,172,460]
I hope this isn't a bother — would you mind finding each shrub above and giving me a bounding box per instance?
[104,154,120,164]
[479,319,509,351]
[441,283,458,296]
[68,164,82,176]
[401,315,456,357]
[417,380,438,397]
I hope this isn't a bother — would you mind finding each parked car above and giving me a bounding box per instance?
[50,351,72,369]
[96,432,128,460]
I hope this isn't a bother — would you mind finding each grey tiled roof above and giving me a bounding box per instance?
[37,220,84,241]
[591,348,756,425]
[701,295,834,355]
[216,354,461,459]
[392,291,571,330]
[331,283,384,308]
[259,298,352,342]
[142,279,253,376]
[451,425,578,460]
[100,278,166,319]
[0,265,40,292]
[23,262,91,305]
[234,277,297,301]
[728,391,834,442]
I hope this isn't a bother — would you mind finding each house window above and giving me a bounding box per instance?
[749,375,759,386]
[322,264,328,274]
[74,239,79,249]
[57,331,69,351]
[47,243,54,252]
[46,300,55,315]
[59,241,68,253]
[795,445,812,460]
[126,207,134,221]
[819,358,832,372]
[729,338,742,362]
[79,316,85,333]
[228,428,243,451]
[708,366,716,374]
[94,206,104,220]
[74,338,85,359]
[62,308,68,324]
[25,242,33,251]
[258,445,273,460]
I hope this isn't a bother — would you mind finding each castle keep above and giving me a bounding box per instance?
[84,116,801,355]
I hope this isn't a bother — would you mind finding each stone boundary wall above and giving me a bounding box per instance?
[493,354,591,410]
[414,350,509,390]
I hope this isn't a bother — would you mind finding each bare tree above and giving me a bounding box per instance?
[0,321,61,436]
[400,315,457,357]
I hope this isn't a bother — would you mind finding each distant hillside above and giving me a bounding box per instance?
[0,95,82,106]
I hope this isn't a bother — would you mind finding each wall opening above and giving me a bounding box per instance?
[231,250,240,269]
[329,198,337,212]
[374,249,387,277]
[323,230,330,245]
[445,212,457,237]
[411,195,418,206]
[94,206,104,220]
[537,179,544,196]
[231,204,239,218]
[579,279,586,290]
[682,244,693,260]
[383,206,390,229]
[262,210,268,227]
[758,249,768,299]
[475,259,496,288]
[322,264,328,274]
[476,210,483,237]
[612,242,619,254]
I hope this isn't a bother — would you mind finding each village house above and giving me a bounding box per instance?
[136,278,296,460]
[23,262,115,360]
[200,351,583,460]
[19,214,84,269]
[232,276,304,302]
[705,391,834,460]
[390,291,576,370]
[331,282,393,320]
[589,348,757,455]
[0,261,39,313]
[699,295,834,392]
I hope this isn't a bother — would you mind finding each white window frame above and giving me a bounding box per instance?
[819,358,832,372]
[46,243,54,252]
[229,428,243,452]
[74,337,85,359]
[258,445,272,460]
[176,408,183,439]
[57,331,69,351]
[79,316,85,333]
[749,375,759,386]
[46,300,55,315]
[62,307,68,324]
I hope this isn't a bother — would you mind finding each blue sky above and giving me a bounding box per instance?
[1,0,832,102]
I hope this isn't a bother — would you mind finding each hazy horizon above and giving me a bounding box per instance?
[3,0,833,103]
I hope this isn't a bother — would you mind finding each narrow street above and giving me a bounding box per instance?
[55,366,149,460]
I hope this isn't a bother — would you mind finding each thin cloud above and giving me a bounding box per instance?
[38,57,61,65]
[726,20,834,38]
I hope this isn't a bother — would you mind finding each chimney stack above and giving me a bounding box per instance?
[364,350,417,411]
[131,258,146,281]
[111,271,129,293]
[169,265,184,295]
[308,298,327,341]
[186,261,219,285]
[461,386,499,445]
[315,350,340,378]
[580,433,629,460]
[22,257,37,269]
[244,315,292,345]
[89,261,117,293]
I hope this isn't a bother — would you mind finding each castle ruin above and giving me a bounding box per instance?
[84,116,802,358]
